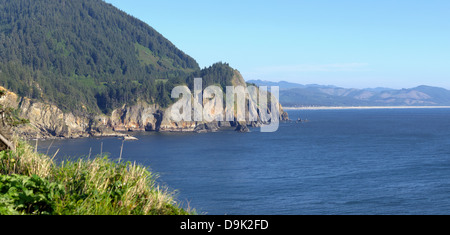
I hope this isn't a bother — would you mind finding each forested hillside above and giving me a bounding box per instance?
[0,0,202,115]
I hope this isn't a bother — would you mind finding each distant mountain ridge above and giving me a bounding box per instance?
[247,80,339,90]
[248,80,450,107]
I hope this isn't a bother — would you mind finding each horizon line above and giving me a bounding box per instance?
[283,106,450,110]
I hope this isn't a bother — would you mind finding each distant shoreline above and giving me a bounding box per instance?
[284,106,450,110]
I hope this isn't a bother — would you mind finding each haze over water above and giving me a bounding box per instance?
[39,109,450,215]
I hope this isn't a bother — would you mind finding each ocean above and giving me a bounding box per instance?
[37,108,450,215]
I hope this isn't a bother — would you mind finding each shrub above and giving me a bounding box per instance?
[0,174,64,215]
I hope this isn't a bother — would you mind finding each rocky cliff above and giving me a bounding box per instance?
[0,88,92,139]
[0,76,289,139]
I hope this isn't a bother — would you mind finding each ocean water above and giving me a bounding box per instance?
[37,109,450,215]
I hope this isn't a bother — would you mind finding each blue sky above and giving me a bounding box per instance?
[105,0,450,89]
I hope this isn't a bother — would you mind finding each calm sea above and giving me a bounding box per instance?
[37,109,450,215]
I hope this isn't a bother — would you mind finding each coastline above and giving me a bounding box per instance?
[284,106,450,110]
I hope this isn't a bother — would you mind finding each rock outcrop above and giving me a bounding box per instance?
[18,98,91,138]
[235,122,250,133]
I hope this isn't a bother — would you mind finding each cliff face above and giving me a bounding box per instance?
[0,88,91,139]
[19,98,91,138]
[108,102,159,132]
[0,82,289,139]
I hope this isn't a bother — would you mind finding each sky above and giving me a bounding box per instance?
[104,0,450,89]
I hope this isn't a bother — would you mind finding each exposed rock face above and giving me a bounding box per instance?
[107,101,159,132]
[0,88,18,149]
[193,122,220,133]
[158,107,197,132]
[0,87,91,139]
[235,122,250,133]
[0,80,289,139]
[18,98,91,138]
[281,107,290,121]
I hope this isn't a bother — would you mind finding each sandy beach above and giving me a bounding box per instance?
[284,106,450,110]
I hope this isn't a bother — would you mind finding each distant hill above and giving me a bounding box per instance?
[248,80,450,107]
[247,80,338,90]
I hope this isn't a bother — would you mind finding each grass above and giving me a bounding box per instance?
[134,43,196,74]
[0,138,195,215]
[135,42,160,67]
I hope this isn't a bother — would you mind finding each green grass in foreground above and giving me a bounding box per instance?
[0,139,194,215]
